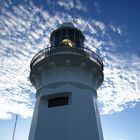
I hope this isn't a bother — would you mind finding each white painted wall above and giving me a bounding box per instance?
[29,54,104,140]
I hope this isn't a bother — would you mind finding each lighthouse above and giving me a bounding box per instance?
[28,22,104,140]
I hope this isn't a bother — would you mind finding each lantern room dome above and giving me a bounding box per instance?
[60,22,75,28]
[50,22,85,48]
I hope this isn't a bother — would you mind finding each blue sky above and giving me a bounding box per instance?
[0,0,140,140]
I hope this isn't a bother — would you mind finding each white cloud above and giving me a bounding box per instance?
[120,138,125,140]
[94,2,101,14]
[58,0,74,10]
[57,0,87,12]
[109,24,122,35]
[98,53,140,115]
[0,0,139,119]
[92,20,106,31]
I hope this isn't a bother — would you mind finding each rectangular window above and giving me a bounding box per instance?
[48,96,69,108]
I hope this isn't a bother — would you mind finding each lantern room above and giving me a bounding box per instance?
[50,22,85,48]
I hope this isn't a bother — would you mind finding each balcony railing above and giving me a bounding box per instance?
[30,46,103,70]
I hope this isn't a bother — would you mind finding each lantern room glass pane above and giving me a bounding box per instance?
[55,36,60,47]
[62,29,67,36]
[68,29,74,36]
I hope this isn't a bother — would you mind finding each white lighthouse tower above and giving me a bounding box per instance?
[28,22,104,140]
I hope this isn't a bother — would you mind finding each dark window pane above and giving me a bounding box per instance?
[75,31,79,38]
[48,96,68,108]
[68,29,74,36]
[60,36,67,41]
[62,29,67,36]
[55,36,60,46]
[69,36,74,42]
[75,40,80,47]
[55,31,61,37]
[55,30,61,36]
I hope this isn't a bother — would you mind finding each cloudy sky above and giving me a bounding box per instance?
[0,0,140,140]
